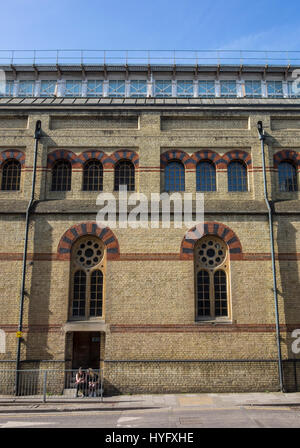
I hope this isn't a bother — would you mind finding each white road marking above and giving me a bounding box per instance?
[0,420,55,428]
[117,416,141,427]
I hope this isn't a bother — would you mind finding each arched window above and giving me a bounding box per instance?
[1,159,21,191]
[83,160,103,191]
[278,161,298,192]
[114,160,135,191]
[195,235,230,320]
[196,161,216,191]
[165,161,185,192]
[51,160,72,191]
[70,237,105,319]
[228,161,247,192]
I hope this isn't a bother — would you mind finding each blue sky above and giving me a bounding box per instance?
[1,0,300,51]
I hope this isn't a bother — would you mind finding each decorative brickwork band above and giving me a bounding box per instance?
[57,222,120,260]
[76,150,107,166]
[47,149,78,168]
[273,150,300,169]
[191,150,222,167]
[180,221,243,260]
[0,150,26,167]
[160,150,195,169]
[219,150,252,169]
[105,150,139,169]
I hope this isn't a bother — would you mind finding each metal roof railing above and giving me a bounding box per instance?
[1,49,300,66]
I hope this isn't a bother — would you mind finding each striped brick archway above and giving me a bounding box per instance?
[273,150,300,169]
[220,150,252,169]
[0,150,26,166]
[160,150,195,169]
[180,222,243,260]
[47,149,79,168]
[106,150,139,169]
[191,150,222,167]
[57,222,120,260]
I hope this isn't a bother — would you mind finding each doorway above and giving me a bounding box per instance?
[72,332,100,370]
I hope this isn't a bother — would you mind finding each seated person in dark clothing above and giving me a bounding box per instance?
[75,367,86,397]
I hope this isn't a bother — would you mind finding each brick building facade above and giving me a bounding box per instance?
[0,60,299,393]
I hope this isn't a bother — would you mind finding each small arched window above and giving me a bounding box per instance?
[1,159,21,191]
[195,235,230,320]
[114,160,135,191]
[278,161,298,192]
[70,237,105,320]
[228,161,247,192]
[83,160,103,191]
[196,161,216,192]
[51,160,72,191]
[165,161,185,192]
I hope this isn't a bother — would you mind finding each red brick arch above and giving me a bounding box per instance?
[180,221,243,260]
[191,150,222,167]
[161,150,195,169]
[57,222,120,260]
[104,150,139,169]
[76,150,108,166]
[273,150,300,169]
[47,149,79,168]
[0,150,26,167]
[220,150,252,169]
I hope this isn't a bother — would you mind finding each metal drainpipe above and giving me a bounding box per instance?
[15,120,42,395]
[257,121,284,392]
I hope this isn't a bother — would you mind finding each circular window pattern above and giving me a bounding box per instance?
[196,237,227,268]
[74,239,104,268]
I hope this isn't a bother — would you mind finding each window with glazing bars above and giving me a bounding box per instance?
[177,80,194,97]
[83,160,103,191]
[220,80,237,97]
[1,160,21,190]
[228,161,247,192]
[87,80,103,96]
[198,81,215,97]
[51,160,72,191]
[197,270,210,316]
[90,270,103,316]
[130,80,147,97]
[40,80,56,97]
[0,80,14,96]
[195,236,229,320]
[72,270,86,317]
[214,270,228,316]
[267,81,283,97]
[288,81,300,98]
[244,80,262,97]
[278,161,298,192]
[18,81,35,97]
[65,80,82,97]
[196,161,216,191]
[154,80,172,97]
[114,160,135,191]
[165,161,185,192]
[108,80,125,97]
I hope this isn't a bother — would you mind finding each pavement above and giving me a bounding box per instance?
[0,392,300,414]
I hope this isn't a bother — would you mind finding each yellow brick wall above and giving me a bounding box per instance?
[0,107,299,392]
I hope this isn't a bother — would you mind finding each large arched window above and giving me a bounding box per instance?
[165,161,185,192]
[114,160,135,191]
[196,161,216,192]
[70,237,105,320]
[51,160,72,191]
[1,159,21,191]
[83,160,103,191]
[195,235,230,319]
[228,161,247,192]
[278,161,298,192]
